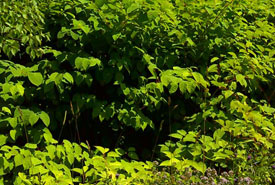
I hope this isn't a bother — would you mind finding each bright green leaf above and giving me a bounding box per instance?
[28,72,43,86]
[2,107,11,115]
[39,111,50,127]
[0,135,8,146]
[29,112,39,126]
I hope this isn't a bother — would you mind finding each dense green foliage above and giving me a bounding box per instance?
[0,0,275,184]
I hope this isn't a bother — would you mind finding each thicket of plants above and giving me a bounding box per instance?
[0,0,274,184]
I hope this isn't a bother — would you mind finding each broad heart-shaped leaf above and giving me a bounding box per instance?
[39,111,50,127]
[28,72,43,86]
[14,154,24,167]
[29,112,39,126]
[8,118,17,128]
[10,129,17,141]
[0,135,8,146]
[75,58,83,70]
[17,109,33,125]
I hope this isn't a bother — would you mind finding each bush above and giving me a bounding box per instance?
[0,0,274,184]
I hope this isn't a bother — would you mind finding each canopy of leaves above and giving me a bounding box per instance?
[0,0,274,184]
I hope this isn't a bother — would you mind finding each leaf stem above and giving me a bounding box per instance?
[58,110,67,143]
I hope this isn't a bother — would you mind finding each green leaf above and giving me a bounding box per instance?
[16,84,24,96]
[223,90,234,99]
[186,82,196,93]
[39,111,50,127]
[128,152,139,160]
[246,41,253,48]
[183,132,196,142]
[210,57,219,63]
[8,118,17,128]
[213,129,225,141]
[169,133,183,139]
[81,26,90,34]
[44,132,57,144]
[95,146,109,154]
[160,160,172,166]
[28,72,43,86]
[89,57,101,67]
[177,130,187,136]
[72,19,90,34]
[67,153,74,165]
[18,172,32,185]
[228,52,237,58]
[75,57,101,71]
[29,112,39,126]
[187,160,206,173]
[25,143,37,149]
[192,72,208,88]
[10,130,17,141]
[2,107,11,115]
[46,145,56,159]
[236,74,247,87]
[112,33,121,41]
[128,147,136,152]
[208,64,218,73]
[14,154,24,167]
[75,58,83,70]
[31,157,42,166]
[179,81,187,94]
[0,135,8,146]
[169,82,178,94]
[72,168,83,175]
[160,158,179,166]
[63,72,74,84]
[95,0,105,7]
[70,31,79,40]
[107,151,120,158]
[73,143,82,155]
[147,10,159,20]
[127,4,140,14]
[186,37,195,46]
